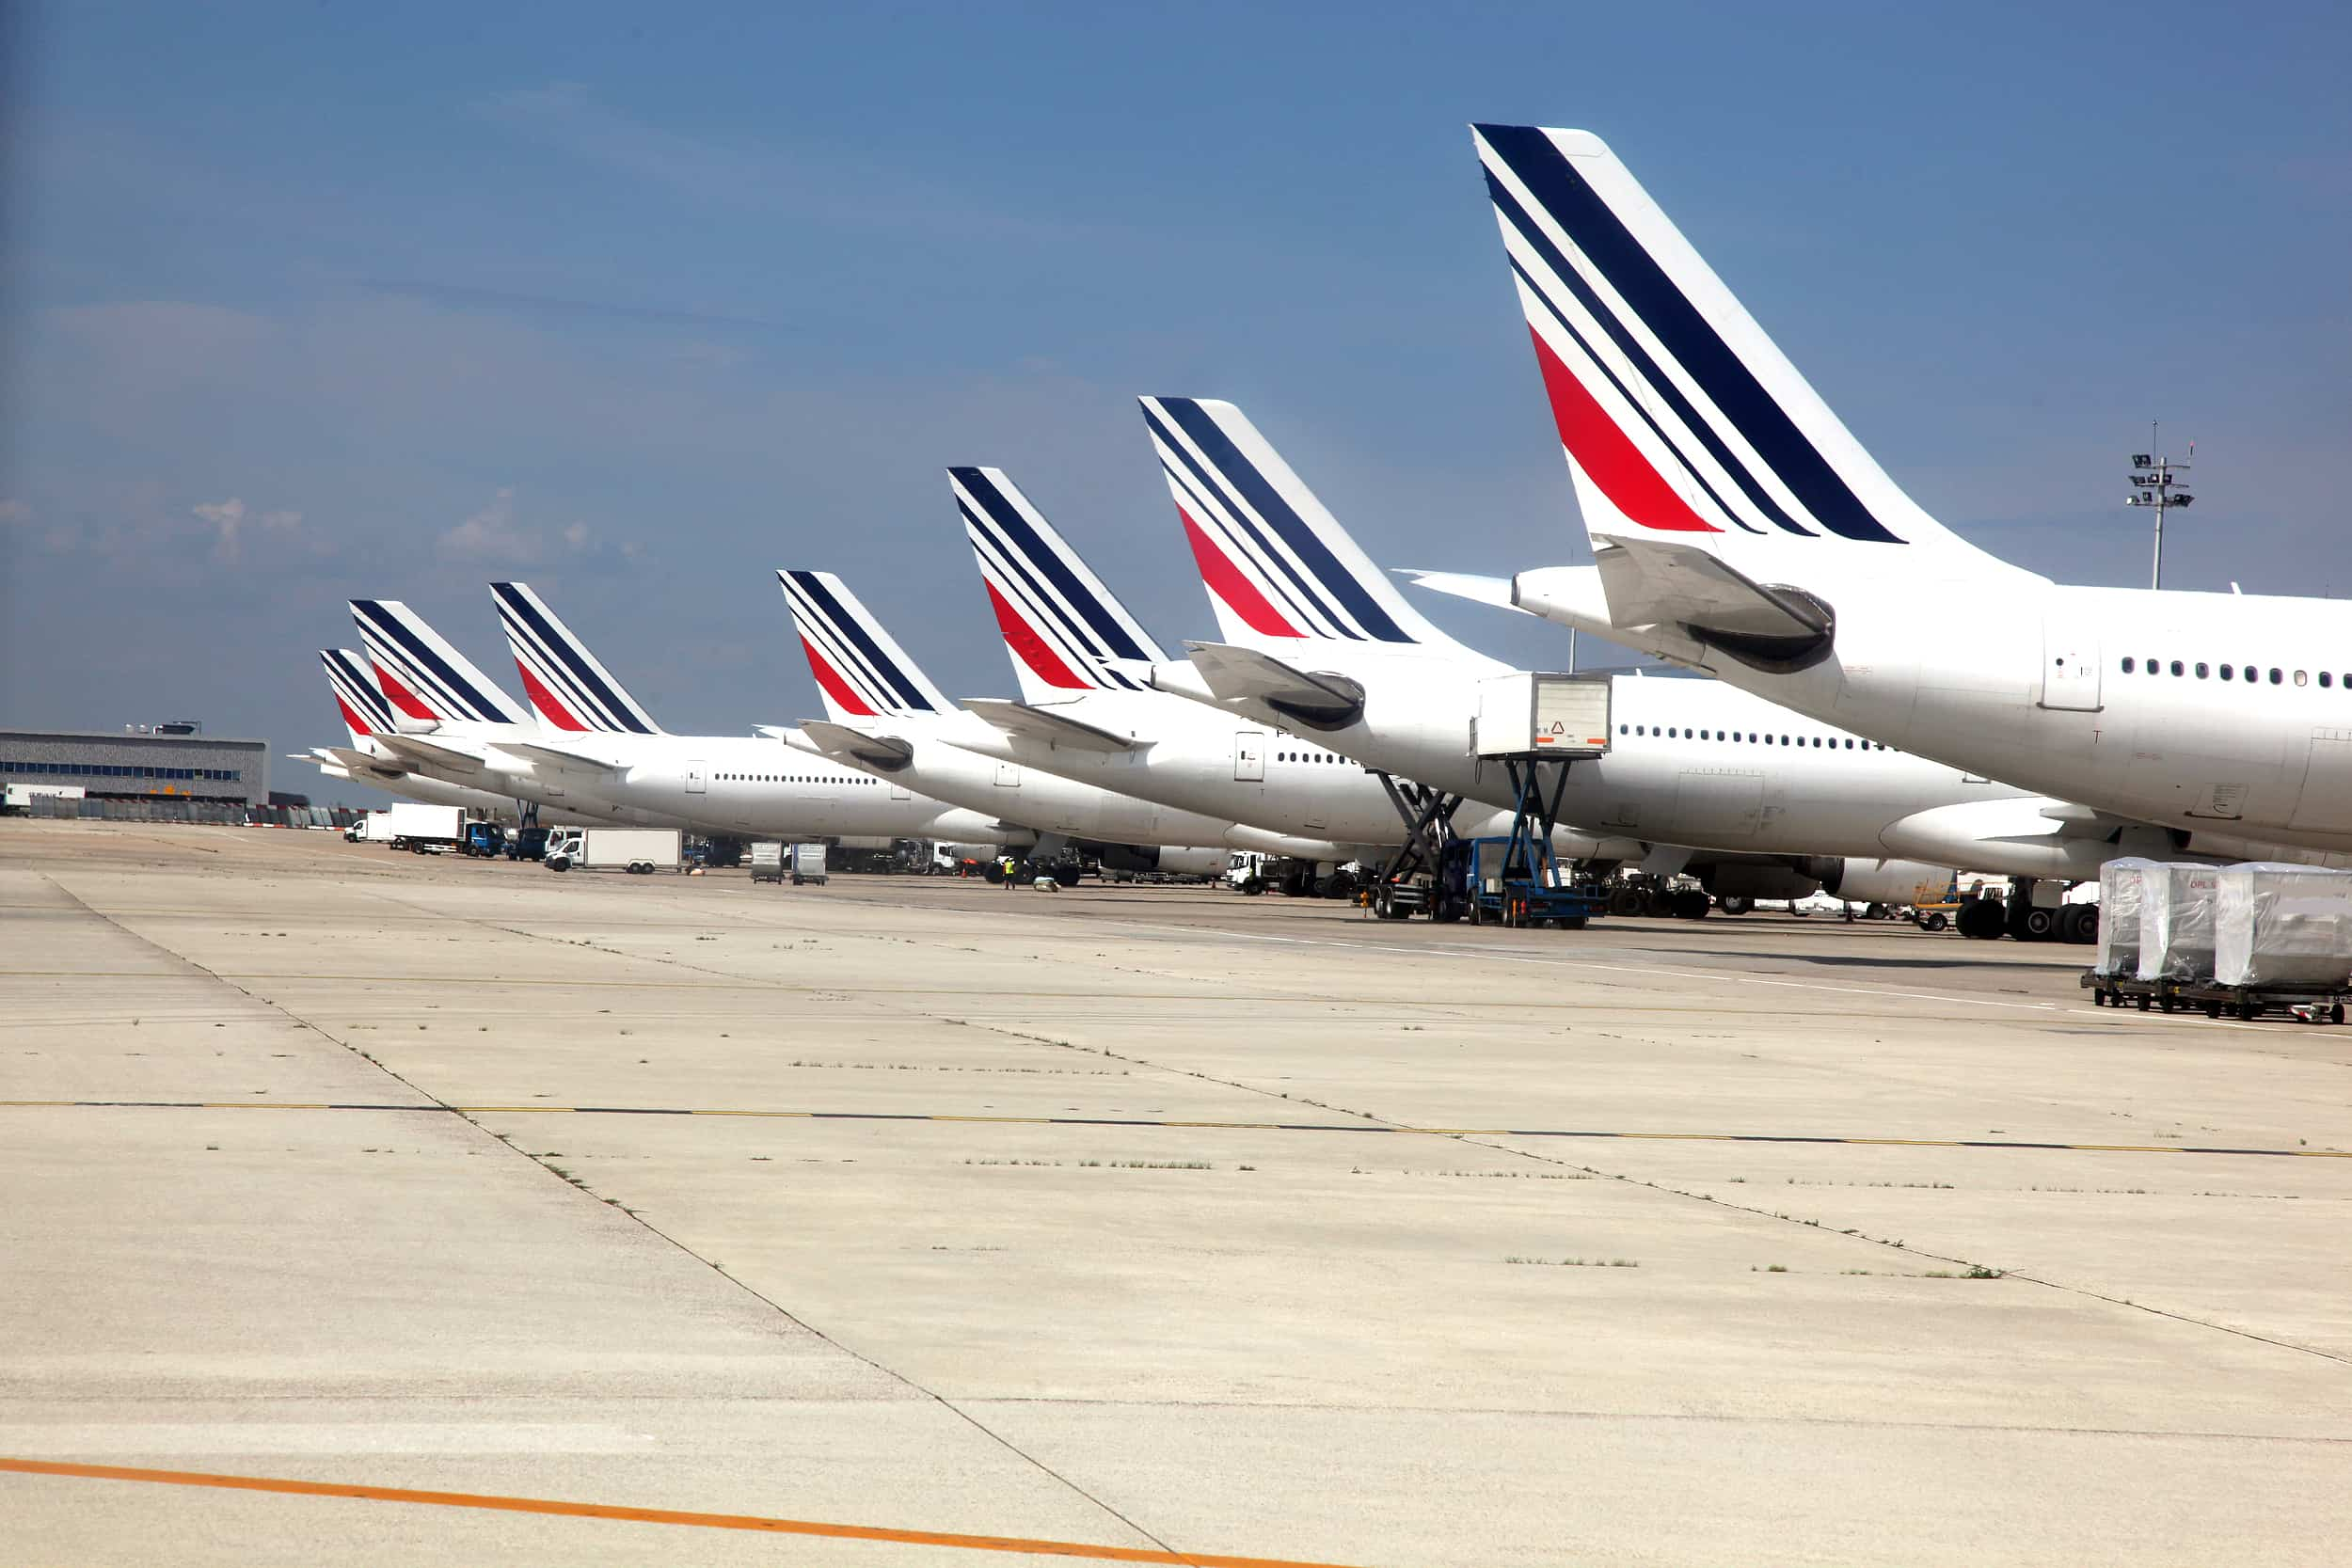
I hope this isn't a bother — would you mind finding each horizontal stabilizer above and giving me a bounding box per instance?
[961,698,1138,753]
[1592,537,1835,672]
[498,740,622,773]
[798,719,914,772]
[1391,569,1528,614]
[372,733,488,776]
[1182,641,1366,730]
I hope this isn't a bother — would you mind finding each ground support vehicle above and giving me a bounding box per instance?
[544,828,681,874]
[749,842,787,883]
[790,843,828,886]
[503,826,550,862]
[2083,971,2351,1023]
[460,821,506,858]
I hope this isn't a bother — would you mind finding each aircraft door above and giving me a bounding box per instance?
[685,760,707,793]
[1233,731,1266,782]
[2289,729,2352,832]
[2039,628,2103,711]
[994,762,1021,788]
[890,780,912,800]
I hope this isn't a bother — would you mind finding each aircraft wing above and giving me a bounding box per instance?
[961,698,1137,753]
[1181,642,1365,727]
[797,719,914,771]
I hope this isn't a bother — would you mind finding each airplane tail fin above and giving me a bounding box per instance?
[322,648,395,745]
[348,598,532,726]
[775,570,952,722]
[1138,396,1472,653]
[1471,124,2018,584]
[951,466,1169,704]
[489,581,665,735]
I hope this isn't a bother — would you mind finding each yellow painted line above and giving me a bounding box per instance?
[3,1098,2344,1159]
[0,1457,1359,1566]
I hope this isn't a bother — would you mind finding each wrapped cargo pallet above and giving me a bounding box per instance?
[2213,863,2352,989]
[2093,857,2154,977]
[2136,862,2221,983]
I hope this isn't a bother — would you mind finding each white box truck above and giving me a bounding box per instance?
[543,828,681,875]
[379,803,466,851]
[789,843,829,885]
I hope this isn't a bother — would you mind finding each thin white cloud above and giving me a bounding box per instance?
[437,487,541,564]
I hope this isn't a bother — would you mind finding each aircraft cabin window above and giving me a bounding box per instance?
[2195,662,2208,678]
[2324,673,2337,689]
[2296,671,2309,687]
[2145,655,2158,673]
[2270,668,2284,685]
[2122,657,2136,673]
[2220,664,2233,680]
[2169,660,2184,676]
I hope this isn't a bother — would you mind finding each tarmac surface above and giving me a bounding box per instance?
[4,819,2348,1566]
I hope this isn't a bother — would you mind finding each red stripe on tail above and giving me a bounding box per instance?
[984,580,1089,689]
[1177,509,1302,638]
[334,697,374,737]
[1530,328,1718,533]
[515,662,588,731]
[800,638,878,718]
[373,665,439,720]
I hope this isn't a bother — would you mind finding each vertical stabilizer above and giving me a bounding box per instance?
[1139,396,1474,652]
[322,648,395,745]
[490,581,666,735]
[348,599,532,725]
[1470,123,2028,586]
[775,570,952,722]
[951,465,1168,704]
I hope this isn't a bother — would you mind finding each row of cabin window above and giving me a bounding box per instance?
[1615,724,1886,750]
[716,771,873,784]
[1277,751,1343,763]
[2120,657,2340,688]
[1,760,243,780]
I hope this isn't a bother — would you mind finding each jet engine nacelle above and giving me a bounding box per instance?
[1089,844,1229,877]
[1810,856,1956,907]
[1694,862,1822,901]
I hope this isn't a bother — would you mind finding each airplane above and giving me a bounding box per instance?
[346,594,999,849]
[1417,122,2352,868]
[482,581,1030,855]
[293,648,523,816]
[772,567,1299,879]
[952,466,1627,873]
[1125,395,2131,918]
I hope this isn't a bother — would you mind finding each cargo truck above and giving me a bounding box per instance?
[359,803,467,851]
[543,828,681,874]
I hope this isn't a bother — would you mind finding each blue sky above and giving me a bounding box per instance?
[4,1,2346,801]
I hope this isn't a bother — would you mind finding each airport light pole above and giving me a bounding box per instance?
[2125,422,2194,590]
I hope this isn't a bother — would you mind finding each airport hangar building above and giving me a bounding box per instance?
[0,726,269,807]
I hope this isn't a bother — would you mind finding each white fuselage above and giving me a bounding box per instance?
[1518,568,2352,859]
[787,717,1365,861]
[1149,642,2101,873]
[379,722,1019,846]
